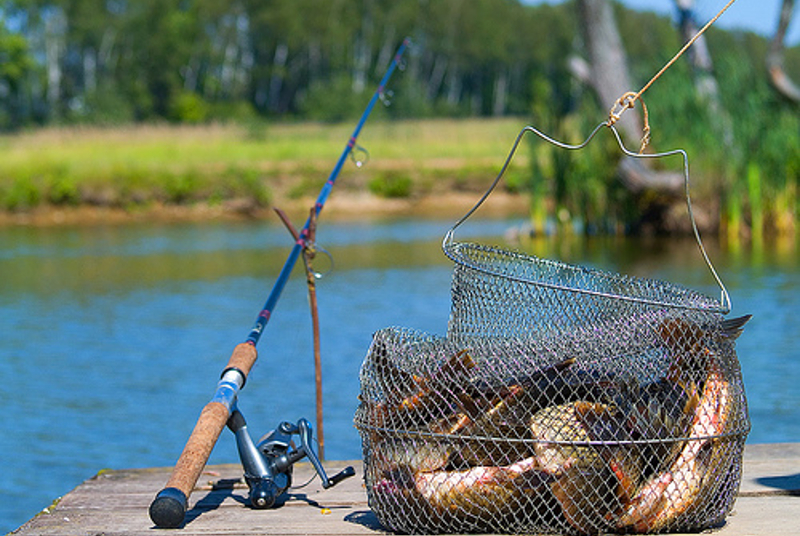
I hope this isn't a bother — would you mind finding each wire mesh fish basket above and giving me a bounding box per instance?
[354,123,750,535]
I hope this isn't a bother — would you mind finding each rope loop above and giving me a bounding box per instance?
[607,91,638,127]
[608,92,651,154]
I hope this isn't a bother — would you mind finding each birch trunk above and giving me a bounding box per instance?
[268,42,288,112]
[767,0,800,101]
[492,70,508,116]
[675,0,719,102]
[576,0,683,196]
[675,0,734,148]
[44,9,66,117]
[577,0,642,145]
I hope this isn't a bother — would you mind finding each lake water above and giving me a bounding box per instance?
[1,217,797,533]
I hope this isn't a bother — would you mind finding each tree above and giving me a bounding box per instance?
[576,0,642,145]
[767,0,800,101]
[575,0,683,199]
[0,24,34,128]
[674,0,734,149]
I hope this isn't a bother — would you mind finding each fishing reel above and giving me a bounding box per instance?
[226,408,355,509]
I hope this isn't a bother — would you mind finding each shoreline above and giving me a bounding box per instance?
[0,191,530,228]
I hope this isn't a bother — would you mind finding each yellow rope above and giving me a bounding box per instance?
[607,0,737,152]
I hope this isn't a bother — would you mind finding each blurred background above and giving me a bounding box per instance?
[0,0,797,235]
[0,0,797,533]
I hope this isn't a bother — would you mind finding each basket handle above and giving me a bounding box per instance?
[442,122,731,314]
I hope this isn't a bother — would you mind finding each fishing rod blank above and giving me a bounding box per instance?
[149,38,409,529]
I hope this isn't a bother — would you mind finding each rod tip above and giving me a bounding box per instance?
[149,487,187,528]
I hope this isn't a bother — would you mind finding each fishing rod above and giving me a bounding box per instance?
[149,37,410,529]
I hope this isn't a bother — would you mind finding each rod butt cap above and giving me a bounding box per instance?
[149,487,187,528]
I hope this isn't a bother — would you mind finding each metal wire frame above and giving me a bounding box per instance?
[442,122,732,314]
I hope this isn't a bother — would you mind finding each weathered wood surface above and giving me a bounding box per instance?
[13,444,800,535]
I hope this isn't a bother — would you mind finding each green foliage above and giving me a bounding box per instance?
[368,172,413,199]
[218,167,271,206]
[0,28,32,89]
[207,101,261,124]
[46,172,80,206]
[169,92,210,124]
[1,178,41,210]
[78,87,137,125]
[287,175,321,200]
[300,75,366,122]
[0,22,34,129]
[161,169,200,203]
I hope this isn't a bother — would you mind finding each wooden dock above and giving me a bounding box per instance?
[12,443,800,535]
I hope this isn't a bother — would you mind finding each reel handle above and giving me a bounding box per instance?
[294,419,355,489]
[327,466,357,487]
[149,343,257,528]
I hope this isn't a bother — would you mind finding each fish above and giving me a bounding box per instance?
[424,357,579,468]
[615,358,732,533]
[609,315,749,532]
[659,314,751,383]
[530,401,607,473]
[539,401,645,534]
[413,455,557,524]
[369,349,476,428]
[608,374,701,471]
[552,456,639,535]
[375,438,453,473]
[658,314,752,354]
[370,452,558,532]
[365,314,748,533]
[461,357,580,433]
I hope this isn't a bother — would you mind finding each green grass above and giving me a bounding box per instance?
[0,118,530,211]
[2,117,794,238]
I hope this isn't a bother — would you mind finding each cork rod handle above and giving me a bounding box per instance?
[149,343,257,528]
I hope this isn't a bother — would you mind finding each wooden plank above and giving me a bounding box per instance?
[13,446,800,536]
[739,443,800,496]
[15,461,381,536]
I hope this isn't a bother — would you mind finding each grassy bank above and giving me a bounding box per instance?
[0,118,531,220]
[1,117,796,238]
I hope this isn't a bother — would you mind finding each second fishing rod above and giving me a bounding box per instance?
[149,37,410,529]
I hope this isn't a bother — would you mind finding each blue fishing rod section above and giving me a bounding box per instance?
[149,38,410,529]
[246,37,410,346]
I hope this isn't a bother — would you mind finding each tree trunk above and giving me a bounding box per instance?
[427,54,448,101]
[575,0,684,200]
[767,0,800,101]
[268,42,288,113]
[353,8,374,95]
[675,0,734,148]
[446,65,461,107]
[44,9,67,118]
[492,69,508,116]
[576,0,642,145]
[675,0,720,102]
[84,48,97,94]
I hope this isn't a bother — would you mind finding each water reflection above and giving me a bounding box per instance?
[0,219,796,533]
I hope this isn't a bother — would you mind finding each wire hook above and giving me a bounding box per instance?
[303,245,334,280]
[379,89,394,107]
[350,144,369,168]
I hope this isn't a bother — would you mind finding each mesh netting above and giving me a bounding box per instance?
[355,241,749,535]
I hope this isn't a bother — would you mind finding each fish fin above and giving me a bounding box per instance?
[721,314,752,339]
